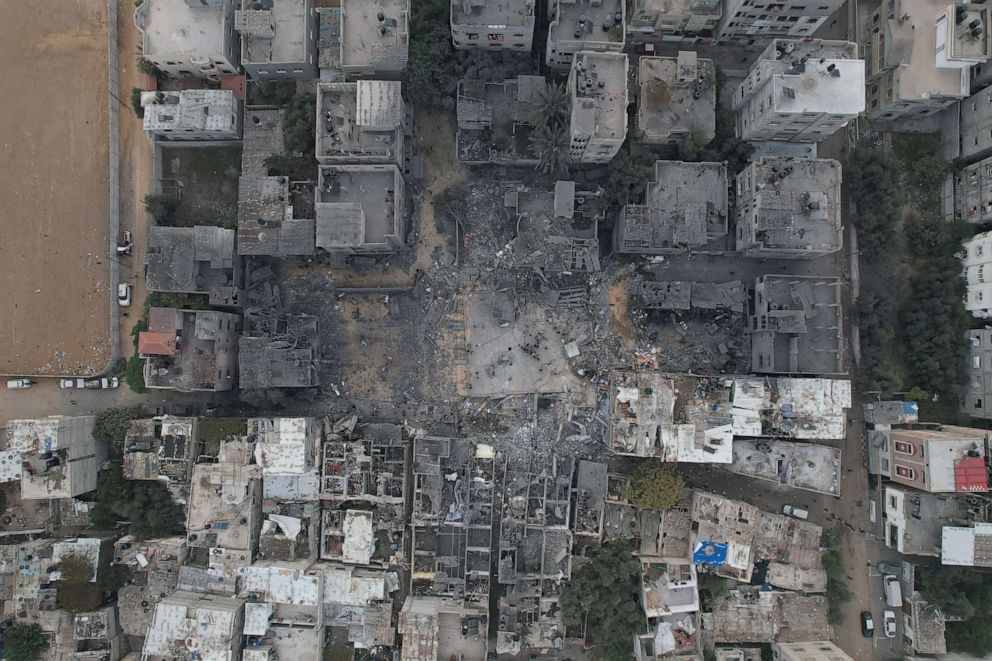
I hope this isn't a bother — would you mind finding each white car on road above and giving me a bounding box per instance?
[118,283,132,307]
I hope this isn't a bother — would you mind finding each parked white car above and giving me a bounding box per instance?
[782,505,809,520]
[883,609,897,638]
[59,378,86,389]
[118,283,132,307]
[6,379,33,390]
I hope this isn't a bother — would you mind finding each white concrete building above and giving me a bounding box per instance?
[636,52,717,146]
[772,641,855,661]
[6,415,105,499]
[734,40,865,143]
[141,90,242,142]
[236,0,317,80]
[340,0,409,77]
[567,52,628,164]
[717,0,843,42]
[625,0,721,42]
[135,0,240,80]
[316,80,405,166]
[942,523,992,566]
[546,0,625,69]
[863,0,992,120]
[961,84,992,161]
[142,591,246,660]
[450,0,536,51]
[963,230,992,318]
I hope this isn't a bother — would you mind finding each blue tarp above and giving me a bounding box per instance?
[903,401,919,415]
[692,540,728,565]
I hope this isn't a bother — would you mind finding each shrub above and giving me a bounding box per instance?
[2,624,49,661]
[136,58,159,76]
[93,406,144,450]
[143,193,179,224]
[282,94,316,154]
[130,87,144,118]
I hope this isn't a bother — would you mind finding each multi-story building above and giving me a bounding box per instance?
[636,52,717,145]
[771,642,855,661]
[138,307,241,392]
[960,84,992,161]
[235,0,317,80]
[567,52,629,163]
[135,0,239,80]
[965,328,992,417]
[625,0,721,42]
[144,225,242,307]
[963,230,992,318]
[450,0,536,50]
[340,0,409,77]
[142,591,247,660]
[734,40,864,143]
[954,155,992,223]
[316,80,404,166]
[615,160,728,254]
[141,90,243,142]
[315,164,407,253]
[546,0,625,69]
[717,0,843,42]
[735,156,843,258]
[6,416,106,500]
[862,0,992,120]
[872,425,989,493]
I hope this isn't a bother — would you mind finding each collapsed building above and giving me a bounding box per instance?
[734,157,843,259]
[238,310,320,389]
[456,75,546,165]
[702,589,831,643]
[630,279,746,313]
[616,161,729,254]
[145,225,242,307]
[113,536,188,637]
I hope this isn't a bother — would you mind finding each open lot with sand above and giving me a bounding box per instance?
[0,0,112,376]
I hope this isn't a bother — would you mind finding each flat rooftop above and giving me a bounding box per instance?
[638,54,716,141]
[316,165,400,249]
[740,157,842,253]
[137,0,227,60]
[340,0,409,69]
[571,52,628,142]
[451,0,535,27]
[771,59,865,115]
[554,0,624,45]
[733,439,841,496]
[880,0,970,100]
[317,81,403,161]
[636,0,720,15]
[239,0,309,65]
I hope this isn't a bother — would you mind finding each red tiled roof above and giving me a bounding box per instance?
[954,456,989,492]
[138,331,176,357]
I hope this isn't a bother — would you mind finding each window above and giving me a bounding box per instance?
[895,466,916,480]
[894,441,914,455]
[488,33,503,42]
[467,32,479,40]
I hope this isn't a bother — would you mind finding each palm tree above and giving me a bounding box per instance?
[528,123,570,176]
[525,81,570,129]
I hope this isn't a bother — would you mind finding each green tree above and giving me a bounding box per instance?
[528,123,570,176]
[623,461,684,511]
[130,87,145,118]
[52,553,102,613]
[282,94,316,154]
[524,81,569,128]
[89,466,184,539]
[248,80,295,106]
[561,541,643,661]
[143,193,179,224]
[2,624,49,661]
[93,406,144,451]
[136,58,160,76]
[822,547,853,624]
[265,153,317,181]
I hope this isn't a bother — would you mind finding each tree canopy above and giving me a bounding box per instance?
[52,553,102,613]
[2,624,49,661]
[92,406,144,451]
[622,461,684,511]
[920,566,992,655]
[560,541,644,661]
[282,94,316,155]
[89,466,184,539]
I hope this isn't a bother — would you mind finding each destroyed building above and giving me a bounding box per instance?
[451,0,536,50]
[567,52,629,163]
[186,440,263,576]
[6,416,104,500]
[573,459,608,540]
[71,607,123,661]
[139,307,241,392]
[456,75,546,165]
[237,109,316,257]
[122,416,197,503]
[730,377,852,440]
[629,279,746,313]
[636,52,716,146]
[871,424,990,494]
[397,596,489,661]
[732,440,841,496]
[236,0,317,80]
[616,161,729,254]
[339,0,409,77]
[238,311,320,389]
[496,455,574,655]
[607,372,733,462]
[547,0,625,69]
[316,81,404,166]
[135,0,239,80]
[750,275,844,375]
[114,536,188,637]
[142,590,246,660]
[634,612,703,660]
[735,157,843,259]
[702,590,831,643]
[504,180,602,272]
[140,90,242,142]
[626,0,722,42]
[315,164,407,254]
[733,40,864,143]
[322,562,398,650]
[145,225,242,307]
[690,491,822,584]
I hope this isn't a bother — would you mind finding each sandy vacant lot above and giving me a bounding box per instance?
[0,0,112,376]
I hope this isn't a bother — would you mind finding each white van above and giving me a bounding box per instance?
[884,575,902,607]
[783,505,809,520]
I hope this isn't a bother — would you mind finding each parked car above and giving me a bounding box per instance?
[883,609,897,638]
[83,377,119,389]
[59,378,86,389]
[6,379,33,390]
[118,283,132,307]
[884,575,902,608]
[782,505,809,520]
[860,611,875,638]
[877,561,902,577]
[116,230,133,255]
